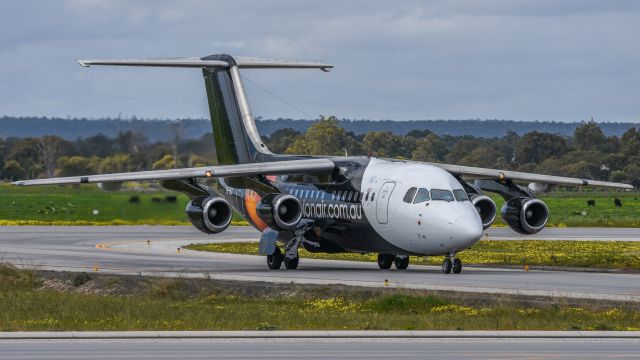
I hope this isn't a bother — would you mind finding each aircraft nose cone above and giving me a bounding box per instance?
[450,216,483,246]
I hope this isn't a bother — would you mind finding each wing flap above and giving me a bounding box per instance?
[12,159,335,186]
[425,162,633,190]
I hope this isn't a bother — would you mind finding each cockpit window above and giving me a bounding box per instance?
[403,187,417,203]
[431,189,454,202]
[453,189,468,201]
[413,188,430,203]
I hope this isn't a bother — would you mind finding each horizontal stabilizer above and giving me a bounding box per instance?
[78,55,333,72]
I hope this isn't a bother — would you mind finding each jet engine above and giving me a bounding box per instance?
[185,196,233,234]
[470,195,497,230]
[257,194,303,231]
[500,197,549,235]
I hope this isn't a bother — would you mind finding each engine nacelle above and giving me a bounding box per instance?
[470,195,497,230]
[256,194,303,231]
[500,197,549,235]
[185,196,233,234]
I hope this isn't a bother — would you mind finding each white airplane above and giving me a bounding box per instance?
[13,54,633,273]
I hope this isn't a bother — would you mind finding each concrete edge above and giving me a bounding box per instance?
[1,331,640,340]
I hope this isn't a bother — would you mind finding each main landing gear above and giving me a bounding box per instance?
[377,254,410,270]
[441,254,462,274]
[267,246,300,270]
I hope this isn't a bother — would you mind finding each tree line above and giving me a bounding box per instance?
[1,116,639,187]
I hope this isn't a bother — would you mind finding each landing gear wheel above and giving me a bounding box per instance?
[377,254,395,270]
[452,258,462,274]
[284,254,299,270]
[441,258,452,274]
[267,247,284,270]
[394,256,409,270]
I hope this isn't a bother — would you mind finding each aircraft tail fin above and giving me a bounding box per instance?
[79,54,333,165]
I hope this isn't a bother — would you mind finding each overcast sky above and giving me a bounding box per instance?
[1,0,640,122]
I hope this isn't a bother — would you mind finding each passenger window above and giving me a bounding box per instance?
[413,188,430,203]
[332,191,336,200]
[365,192,369,201]
[431,189,454,202]
[371,193,375,201]
[453,189,468,201]
[403,187,417,203]
[348,192,353,201]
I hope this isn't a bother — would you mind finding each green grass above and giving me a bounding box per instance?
[0,183,247,225]
[186,240,640,270]
[0,183,637,226]
[1,265,638,331]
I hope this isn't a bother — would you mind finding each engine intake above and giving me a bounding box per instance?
[257,194,303,231]
[186,196,232,234]
[501,197,549,235]
[470,195,496,230]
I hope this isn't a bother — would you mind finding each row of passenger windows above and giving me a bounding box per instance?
[403,187,469,204]
[285,187,375,203]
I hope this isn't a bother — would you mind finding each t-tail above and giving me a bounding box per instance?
[78,54,333,165]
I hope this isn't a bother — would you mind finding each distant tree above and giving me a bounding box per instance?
[99,154,132,173]
[116,131,148,170]
[75,133,116,157]
[2,160,25,181]
[515,131,567,165]
[573,120,607,151]
[623,163,640,187]
[458,145,501,168]
[363,131,413,158]
[609,170,626,183]
[620,127,640,158]
[152,155,181,170]
[285,117,358,156]
[445,138,484,163]
[265,128,302,154]
[57,156,99,176]
[36,135,75,178]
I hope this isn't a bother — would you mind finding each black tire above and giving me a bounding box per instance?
[452,258,462,274]
[267,247,284,270]
[441,258,452,274]
[394,256,409,270]
[377,254,394,270]
[284,255,299,270]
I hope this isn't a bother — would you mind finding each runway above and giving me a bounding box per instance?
[1,226,639,301]
[2,332,640,360]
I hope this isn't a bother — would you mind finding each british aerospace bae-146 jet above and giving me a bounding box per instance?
[14,54,633,273]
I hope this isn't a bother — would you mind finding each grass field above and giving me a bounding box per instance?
[186,240,640,270]
[1,264,638,331]
[0,183,638,227]
[0,183,246,225]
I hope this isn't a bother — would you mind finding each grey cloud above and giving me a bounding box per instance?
[0,0,639,122]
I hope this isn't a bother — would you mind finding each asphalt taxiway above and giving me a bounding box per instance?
[1,331,639,360]
[1,226,639,301]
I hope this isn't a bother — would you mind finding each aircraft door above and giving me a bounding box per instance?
[376,181,396,224]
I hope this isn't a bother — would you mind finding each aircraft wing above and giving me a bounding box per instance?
[423,162,633,190]
[11,159,335,186]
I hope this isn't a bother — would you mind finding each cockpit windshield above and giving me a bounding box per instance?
[430,189,454,202]
[453,189,469,201]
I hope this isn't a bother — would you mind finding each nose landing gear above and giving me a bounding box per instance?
[442,254,462,274]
